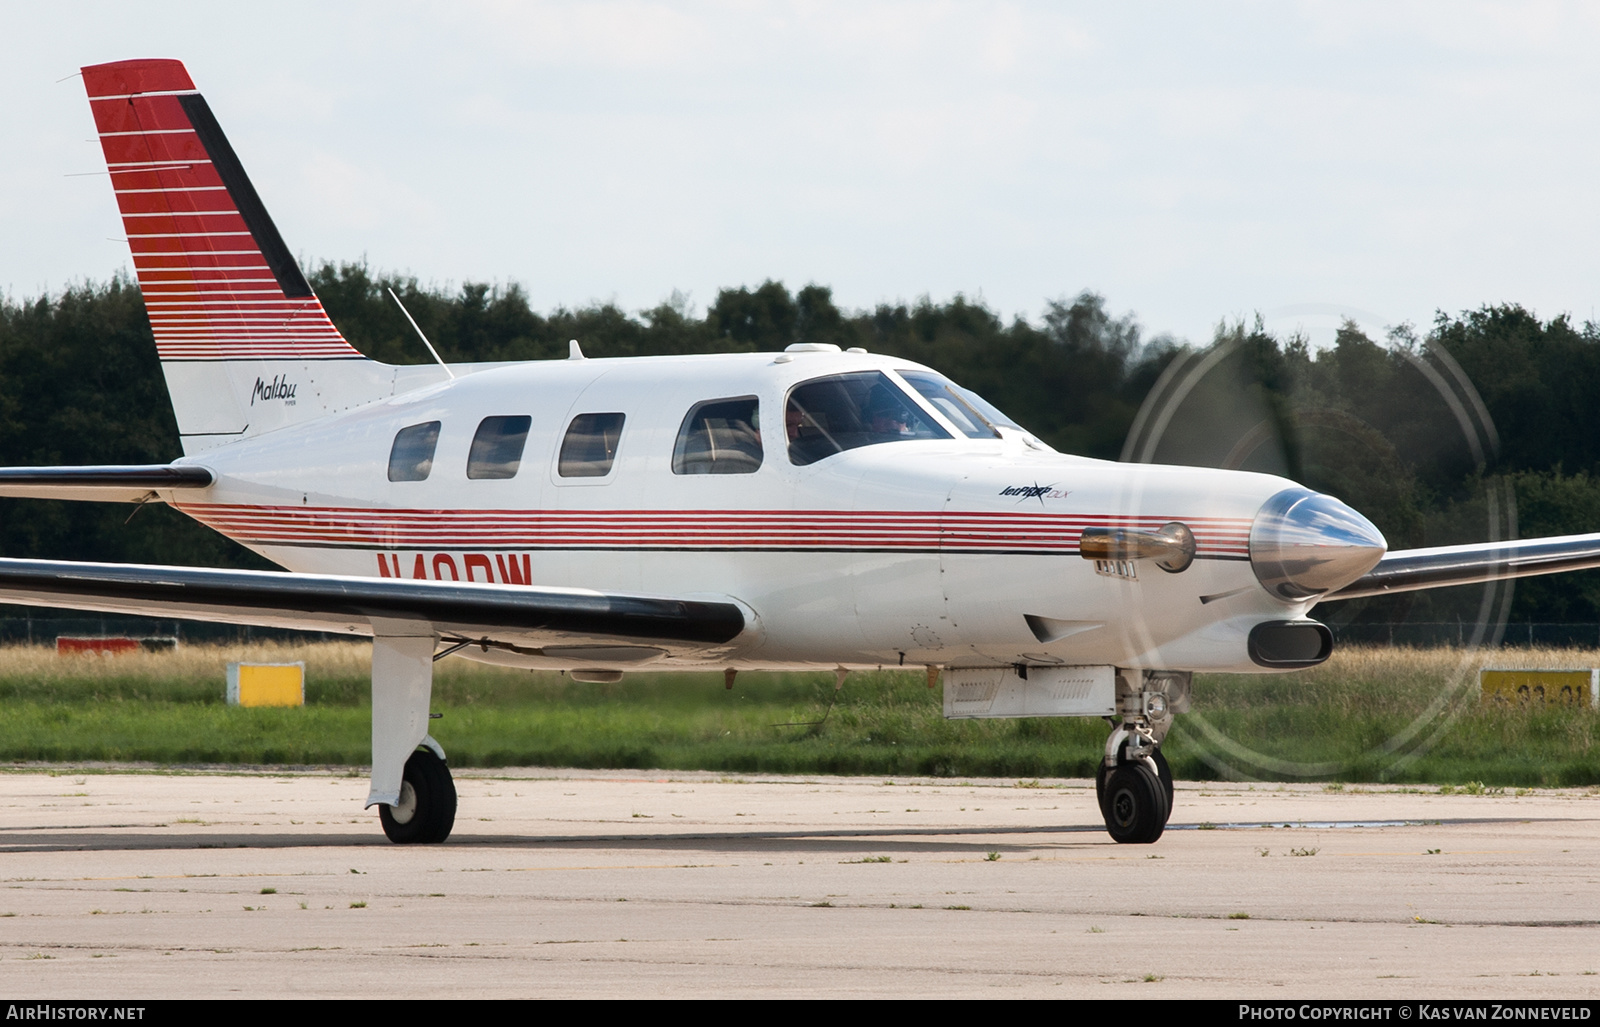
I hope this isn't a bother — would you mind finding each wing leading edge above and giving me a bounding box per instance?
[1328,533,1600,601]
[0,557,746,650]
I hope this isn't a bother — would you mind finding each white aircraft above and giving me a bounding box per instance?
[8,58,1600,844]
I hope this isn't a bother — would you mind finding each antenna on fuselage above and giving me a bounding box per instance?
[387,287,455,380]
[568,339,585,360]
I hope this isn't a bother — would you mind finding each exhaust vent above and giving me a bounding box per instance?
[1247,620,1334,668]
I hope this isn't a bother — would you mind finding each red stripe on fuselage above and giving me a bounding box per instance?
[175,503,1253,556]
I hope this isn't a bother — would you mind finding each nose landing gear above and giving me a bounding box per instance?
[1095,670,1188,844]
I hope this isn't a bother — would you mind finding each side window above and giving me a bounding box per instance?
[466,415,531,480]
[558,412,626,477]
[387,421,441,482]
[673,397,762,475]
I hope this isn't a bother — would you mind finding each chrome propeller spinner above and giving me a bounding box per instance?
[1249,488,1387,601]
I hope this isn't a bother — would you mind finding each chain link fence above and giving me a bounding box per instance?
[0,615,341,646]
[1329,622,1600,648]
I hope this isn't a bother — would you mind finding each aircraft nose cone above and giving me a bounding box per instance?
[1250,488,1387,601]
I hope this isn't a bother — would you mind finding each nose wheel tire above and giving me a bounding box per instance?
[1102,760,1168,844]
[379,748,457,843]
[1097,748,1175,827]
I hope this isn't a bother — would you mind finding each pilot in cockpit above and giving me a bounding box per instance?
[785,400,807,443]
[864,386,912,436]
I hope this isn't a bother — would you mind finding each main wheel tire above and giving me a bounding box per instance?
[379,748,457,844]
[1102,760,1168,844]
[1151,748,1175,824]
[1095,757,1112,819]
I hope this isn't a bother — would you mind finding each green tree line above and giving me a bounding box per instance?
[2,262,1599,623]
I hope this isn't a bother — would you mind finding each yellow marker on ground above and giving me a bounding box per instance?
[227,662,306,707]
[1479,668,1598,708]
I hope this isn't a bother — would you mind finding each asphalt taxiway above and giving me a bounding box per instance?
[1,767,1597,998]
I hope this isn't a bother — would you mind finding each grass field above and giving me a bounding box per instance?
[0,642,1596,786]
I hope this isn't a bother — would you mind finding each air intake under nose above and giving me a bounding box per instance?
[1249,488,1387,601]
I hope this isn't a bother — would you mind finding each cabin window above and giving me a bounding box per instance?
[896,370,1002,440]
[387,421,441,482]
[558,412,626,477]
[466,415,532,479]
[673,397,763,475]
[785,372,951,466]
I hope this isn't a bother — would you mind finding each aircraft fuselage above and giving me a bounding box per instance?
[170,349,1308,674]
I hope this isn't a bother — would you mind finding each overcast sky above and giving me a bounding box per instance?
[4,1,1599,349]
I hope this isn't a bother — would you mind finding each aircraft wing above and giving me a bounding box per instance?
[0,465,212,503]
[1327,533,1600,601]
[0,557,746,652]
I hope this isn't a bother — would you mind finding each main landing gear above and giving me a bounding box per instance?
[1094,671,1189,844]
[379,748,458,844]
[369,630,455,844]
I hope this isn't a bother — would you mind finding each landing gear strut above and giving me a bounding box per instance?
[379,747,457,843]
[1095,671,1189,844]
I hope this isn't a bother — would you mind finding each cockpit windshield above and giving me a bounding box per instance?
[896,371,1000,439]
[786,372,951,465]
[895,370,1023,436]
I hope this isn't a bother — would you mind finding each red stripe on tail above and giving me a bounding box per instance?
[81,60,363,363]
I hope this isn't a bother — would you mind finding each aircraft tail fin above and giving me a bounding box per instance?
[82,60,404,453]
